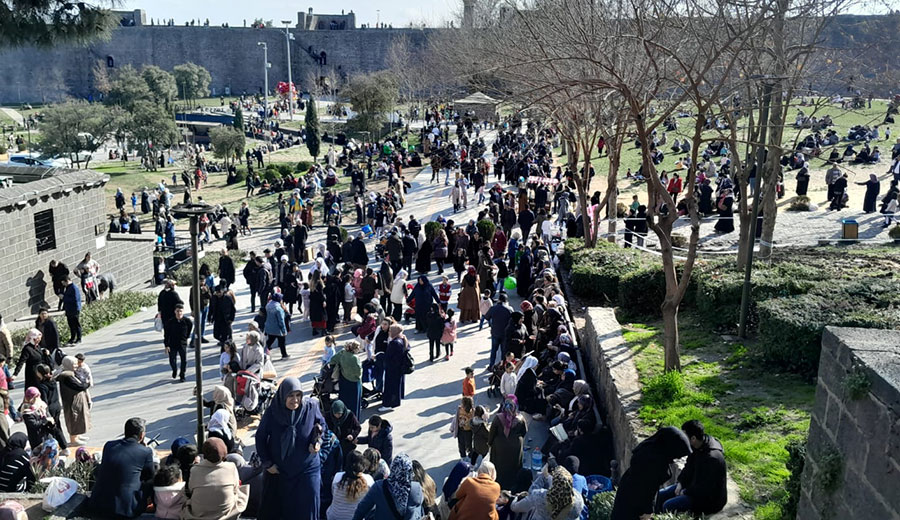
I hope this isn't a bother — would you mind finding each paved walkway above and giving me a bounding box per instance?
[0,107,24,126]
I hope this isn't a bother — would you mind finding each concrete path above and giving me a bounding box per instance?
[0,107,24,126]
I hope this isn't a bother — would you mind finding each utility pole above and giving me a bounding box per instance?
[738,80,773,338]
[257,42,269,131]
[282,21,295,121]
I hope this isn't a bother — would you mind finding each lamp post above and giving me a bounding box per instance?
[171,201,211,445]
[282,21,295,121]
[257,42,269,130]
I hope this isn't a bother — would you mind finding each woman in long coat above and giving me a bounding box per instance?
[56,356,91,446]
[857,174,880,213]
[309,281,328,336]
[380,324,408,411]
[415,239,433,275]
[457,266,481,323]
[488,395,527,490]
[407,276,439,333]
[211,284,237,346]
[477,248,496,294]
[714,189,735,233]
[256,378,325,520]
[329,342,363,419]
[13,329,50,391]
[516,247,533,297]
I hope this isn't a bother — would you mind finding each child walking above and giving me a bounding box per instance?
[462,366,476,398]
[471,405,489,466]
[453,396,474,460]
[478,290,492,331]
[437,275,452,311]
[441,308,457,360]
[500,361,517,397]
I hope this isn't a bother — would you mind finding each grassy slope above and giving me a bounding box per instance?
[622,313,815,519]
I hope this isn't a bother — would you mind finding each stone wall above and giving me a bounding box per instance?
[797,326,900,520]
[580,307,642,477]
[0,172,155,322]
[0,26,435,104]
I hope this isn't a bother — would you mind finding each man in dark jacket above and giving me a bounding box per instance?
[90,418,155,518]
[385,231,403,273]
[243,252,260,312]
[378,257,393,315]
[401,230,417,274]
[517,205,535,241]
[156,279,183,325]
[61,277,83,344]
[357,415,393,464]
[484,293,513,369]
[255,257,273,306]
[218,251,236,288]
[656,420,727,515]
[163,305,192,381]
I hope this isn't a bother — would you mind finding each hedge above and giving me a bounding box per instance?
[618,265,667,316]
[757,293,900,376]
[10,291,158,354]
[696,264,820,331]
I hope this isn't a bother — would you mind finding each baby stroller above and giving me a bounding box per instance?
[234,370,277,419]
[360,352,384,409]
[485,360,506,399]
[312,363,339,412]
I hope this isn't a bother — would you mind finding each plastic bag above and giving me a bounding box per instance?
[154,314,164,332]
[504,276,517,290]
[261,357,277,380]
[40,477,79,512]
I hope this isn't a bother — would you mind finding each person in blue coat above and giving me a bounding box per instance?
[406,276,439,333]
[89,418,155,518]
[352,453,424,520]
[61,277,83,344]
[264,293,289,358]
[256,377,325,520]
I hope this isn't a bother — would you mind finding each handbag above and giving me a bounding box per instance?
[153,314,164,333]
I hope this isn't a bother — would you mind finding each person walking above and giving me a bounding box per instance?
[380,324,409,412]
[264,293,289,359]
[487,395,527,490]
[164,305,192,382]
[484,293,513,370]
[61,277,83,345]
[56,356,91,447]
[14,329,51,390]
[328,341,363,419]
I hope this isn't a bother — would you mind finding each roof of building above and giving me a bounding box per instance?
[0,165,109,209]
[454,92,499,105]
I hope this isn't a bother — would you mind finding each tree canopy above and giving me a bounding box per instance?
[209,126,245,166]
[173,62,212,108]
[0,0,118,48]
[38,101,118,168]
[344,71,397,138]
[104,65,152,111]
[305,97,321,160]
[141,65,178,110]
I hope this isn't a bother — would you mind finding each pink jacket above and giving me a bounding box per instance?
[441,320,458,344]
[154,483,186,519]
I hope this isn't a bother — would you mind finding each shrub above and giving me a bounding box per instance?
[588,491,616,520]
[787,196,811,211]
[477,219,496,242]
[781,436,807,520]
[424,221,443,242]
[276,164,293,177]
[563,239,646,304]
[618,265,667,317]
[0,143,7,154]
[696,264,819,331]
[173,249,245,287]
[295,160,313,172]
[11,291,157,354]
[642,370,687,406]
[262,167,280,183]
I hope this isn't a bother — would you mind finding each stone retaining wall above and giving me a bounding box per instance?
[797,327,900,520]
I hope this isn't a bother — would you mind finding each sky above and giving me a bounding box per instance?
[119,0,461,28]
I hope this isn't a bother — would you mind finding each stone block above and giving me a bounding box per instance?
[823,393,842,439]
[796,492,820,520]
[864,447,900,514]
[842,469,892,519]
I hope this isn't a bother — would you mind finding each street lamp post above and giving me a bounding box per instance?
[171,201,211,445]
[282,21,295,121]
[257,42,269,129]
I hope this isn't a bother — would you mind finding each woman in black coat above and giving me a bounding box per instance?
[516,247,533,297]
[381,325,408,410]
[504,311,529,359]
[415,239,433,275]
[210,285,236,346]
[13,330,51,391]
[309,282,327,336]
[324,274,343,334]
[611,426,692,520]
[407,276,439,333]
[856,174,880,213]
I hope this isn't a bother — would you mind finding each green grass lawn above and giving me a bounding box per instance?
[622,312,815,520]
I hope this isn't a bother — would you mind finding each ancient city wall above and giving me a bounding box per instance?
[0,26,435,104]
[797,326,900,520]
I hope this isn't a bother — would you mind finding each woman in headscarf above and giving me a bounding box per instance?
[390,270,409,322]
[255,378,326,519]
[516,245,534,298]
[441,459,472,506]
[415,234,433,275]
[521,301,535,335]
[487,395,528,490]
[208,408,236,454]
[19,387,65,450]
[380,324,409,412]
[210,385,238,434]
[56,356,91,447]
[325,400,361,467]
[328,342,364,420]
[406,276,439,333]
[857,173,881,213]
[457,266,481,323]
[183,438,249,520]
[504,311,529,359]
[515,356,542,415]
[611,426,692,520]
[210,282,237,347]
[13,329,50,390]
[310,280,328,337]
[0,433,34,492]
[510,466,584,520]
[351,453,424,520]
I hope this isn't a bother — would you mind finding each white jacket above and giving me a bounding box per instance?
[500,372,518,397]
[390,278,408,305]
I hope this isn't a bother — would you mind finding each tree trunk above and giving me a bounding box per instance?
[605,149,620,243]
[661,301,681,372]
[574,175,595,248]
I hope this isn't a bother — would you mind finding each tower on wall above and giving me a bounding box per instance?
[463,0,475,29]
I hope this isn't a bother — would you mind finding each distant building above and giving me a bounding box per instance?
[297,7,356,30]
[111,9,146,27]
